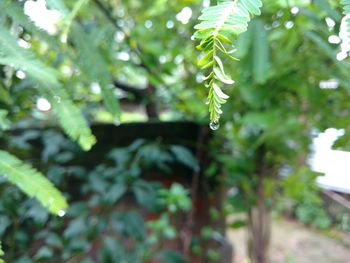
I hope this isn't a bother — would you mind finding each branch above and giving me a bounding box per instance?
[91,0,126,34]
[114,81,159,119]
[92,0,159,78]
[113,81,146,103]
[323,189,350,210]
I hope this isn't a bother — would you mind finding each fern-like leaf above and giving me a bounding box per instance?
[70,25,121,119]
[0,25,96,150]
[0,150,67,215]
[193,0,262,125]
[2,1,120,120]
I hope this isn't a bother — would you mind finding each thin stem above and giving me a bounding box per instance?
[208,37,218,121]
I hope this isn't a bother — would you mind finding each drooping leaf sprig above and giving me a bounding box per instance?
[193,0,262,129]
[0,25,96,150]
[0,150,68,215]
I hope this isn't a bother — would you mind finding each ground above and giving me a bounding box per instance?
[227,218,350,263]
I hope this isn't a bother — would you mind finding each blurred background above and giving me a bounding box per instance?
[0,0,349,262]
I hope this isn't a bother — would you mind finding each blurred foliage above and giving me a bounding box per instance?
[0,129,194,262]
[295,201,332,229]
[0,0,350,262]
[213,0,350,252]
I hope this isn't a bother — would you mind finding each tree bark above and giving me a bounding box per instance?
[247,206,271,263]
[145,83,159,120]
[247,144,271,263]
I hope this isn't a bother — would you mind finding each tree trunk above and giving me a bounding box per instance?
[247,206,271,263]
[247,144,271,263]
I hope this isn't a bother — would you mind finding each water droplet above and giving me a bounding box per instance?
[58,209,66,217]
[209,121,220,130]
[113,120,121,126]
[60,34,67,43]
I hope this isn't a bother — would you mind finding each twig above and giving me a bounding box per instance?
[114,81,147,103]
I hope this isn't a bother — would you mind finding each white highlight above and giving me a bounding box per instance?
[328,35,341,44]
[310,128,350,194]
[24,0,61,35]
[325,17,336,29]
[16,70,26,80]
[90,82,101,94]
[319,79,339,89]
[36,97,52,111]
[339,15,350,59]
[336,52,348,61]
[116,51,130,61]
[144,20,153,29]
[18,39,31,49]
[166,20,175,29]
[58,210,66,217]
[285,21,294,29]
[291,7,299,15]
[176,7,192,24]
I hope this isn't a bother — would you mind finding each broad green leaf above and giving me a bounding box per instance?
[170,145,199,171]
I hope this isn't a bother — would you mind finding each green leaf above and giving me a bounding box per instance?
[34,247,53,260]
[212,83,229,100]
[213,56,225,75]
[156,250,187,263]
[111,212,145,240]
[0,110,10,131]
[201,60,215,69]
[251,19,269,84]
[132,180,158,211]
[235,29,253,58]
[105,183,127,203]
[198,50,214,67]
[63,217,86,238]
[213,66,234,84]
[0,242,4,262]
[195,0,263,37]
[170,145,199,171]
[217,33,232,44]
[0,150,68,215]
